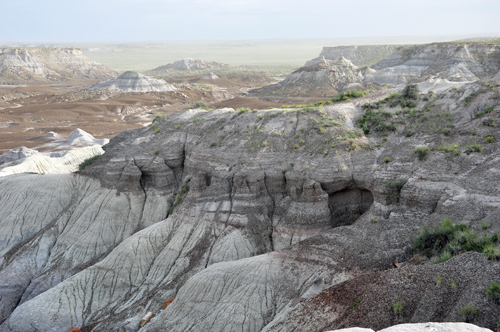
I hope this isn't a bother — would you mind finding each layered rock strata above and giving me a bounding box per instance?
[0,48,117,82]
[89,71,176,93]
[1,82,500,331]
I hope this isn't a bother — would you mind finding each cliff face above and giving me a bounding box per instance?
[0,48,117,82]
[253,43,500,96]
[1,81,500,331]
[309,45,402,67]
[146,58,232,76]
[371,43,500,84]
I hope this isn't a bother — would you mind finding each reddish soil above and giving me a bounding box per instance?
[0,75,300,154]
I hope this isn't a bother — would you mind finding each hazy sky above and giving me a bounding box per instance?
[2,0,499,42]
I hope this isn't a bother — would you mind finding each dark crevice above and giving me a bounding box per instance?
[204,174,234,268]
[262,172,276,251]
[327,186,374,227]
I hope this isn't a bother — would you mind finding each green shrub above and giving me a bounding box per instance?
[476,106,494,118]
[486,283,500,304]
[193,100,209,110]
[155,128,160,134]
[78,155,100,171]
[293,144,299,149]
[393,300,404,316]
[153,150,160,156]
[413,146,430,161]
[458,305,478,323]
[480,221,491,229]
[168,183,190,215]
[192,117,205,122]
[466,144,482,153]
[370,215,378,223]
[401,84,419,100]
[330,90,369,103]
[430,251,453,264]
[464,92,477,105]
[442,127,451,135]
[485,135,495,143]
[437,144,460,156]
[410,219,500,262]
[237,108,250,115]
[384,156,391,163]
[483,245,500,260]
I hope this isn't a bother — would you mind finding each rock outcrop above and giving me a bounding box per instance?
[89,71,176,93]
[1,82,500,332]
[307,45,402,67]
[147,58,231,74]
[0,48,117,82]
[253,43,500,96]
[0,129,108,176]
[253,56,367,96]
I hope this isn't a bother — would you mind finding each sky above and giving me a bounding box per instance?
[2,0,500,42]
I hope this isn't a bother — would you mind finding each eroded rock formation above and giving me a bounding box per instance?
[1,81,500,331]
[89,71,176,93]
[0,48,117,82]
[253,43,500,96]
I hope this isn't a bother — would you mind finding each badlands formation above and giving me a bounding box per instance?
[89,71,176,93]
[0,48,117,83]
[146,58,232,75]
[253,43,500,96]
[0,42,500,332]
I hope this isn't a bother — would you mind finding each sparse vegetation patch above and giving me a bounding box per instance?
[78,155,100,171]
[410,219,500,263]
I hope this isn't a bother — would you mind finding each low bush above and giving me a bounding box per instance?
[413,146,430,161]
[486,282,500,304]
[78,155,100,171]
[410,219,500,262]
[393,300,404,316]
[476,106,494,118]
[437,144,460,156]
[237,108,250,115]
[193,100,210,110]
[464,92,477,105]
[466,144,482,153]
[168,183,190,215]
[401,83,419,100]
[485,135,495,143]
[459,305,478,323]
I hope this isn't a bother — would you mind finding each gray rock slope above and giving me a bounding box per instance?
[0,47,117,82]
[254,43,500,96]
[1,82,500,331]
[89,71,176,92]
